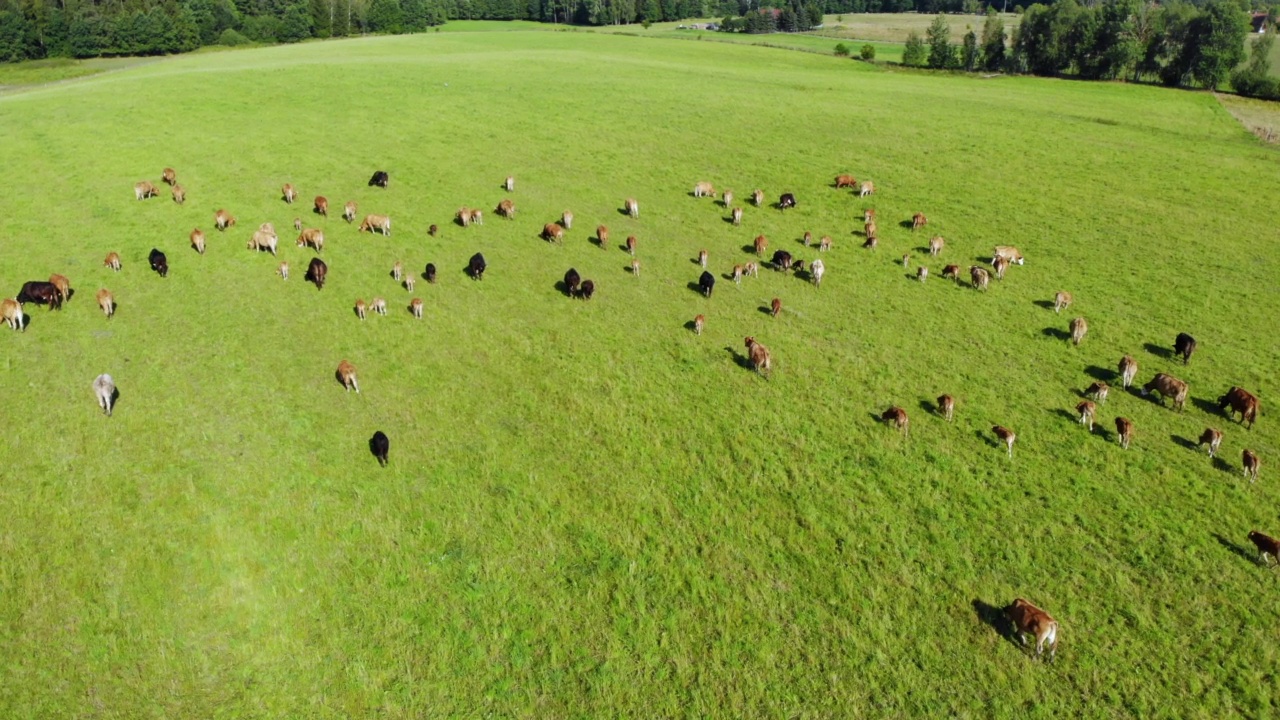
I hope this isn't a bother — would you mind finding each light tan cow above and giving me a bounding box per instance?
[296,228,324,253]
[497,199,515,219]
[625,197,639,218]
[294,217,303,231]
[104,252,122,271]
[1054,291,1072,314]
[819,236,832,252]
[355,299,368,320]
[693,181,716,198]
[96,288,114,318]
[372,298,387,316]
[49,274,71,304]
[359,214,391,236]
[505,175,515,192]
[993,246,1025,265]
[337,360,359,392]
[248,230,278,256]
[134,181,158,200]
[259,221,276,236]
[190,228,206,254]
[411,298,423,319]
[1119,355,1138,388]
[215,209,236,231]
[929,236,944,256]
[865,220,877,239]
[993,255,1010,280]
[744,262,759,278]
[732,207,743,226]
[171,184,185,204]
[1,298,24,331]
[631,259,641,277]
[392,261,403,282]
[1142,373,1188,411]
[912,212,927,231]
[1069,317,1088,346]
[345,200,359,222]
[723,190,734,208]
[456,207,473,227]
[970,266,990,291]
[694,314,705,335]
[277,262,289,280]
[404,275,415,292]
[162,167,176,185]
[282,183,297,203]
[732,264,743,285]
[751,189,764,207]
[562,210,573,229]
[859,180,874,197]
[472,209,484,225]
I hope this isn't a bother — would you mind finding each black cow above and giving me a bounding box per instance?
[17,281,61,310]
[1174,333,1197,365]
[564,268,581,297]
[699,270,715,298]
[306,257,328,290]
[370,431,389,467]
[368,170,389,188]
[425,263,437,284]
[579,279,595,300]
[148,248,168,277]
[771,250,794,273]
[468,253,486,280]
[778,192,796,210]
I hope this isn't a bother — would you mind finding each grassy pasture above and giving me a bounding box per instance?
[0,28,1278,717]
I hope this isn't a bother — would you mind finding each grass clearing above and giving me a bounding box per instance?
[0,27,1278,717]
[1216,91,1280,142]
[0,56,157,90]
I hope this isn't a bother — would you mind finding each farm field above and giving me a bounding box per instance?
[0,27,1278,718]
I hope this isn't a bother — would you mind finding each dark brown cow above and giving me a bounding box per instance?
[1115,416,1134,449]
[314,196,329,217]
[148,248,168,277]
[881,406,908,437]
[306,257,328,290]
[1174,333,1196,364]
[1248,530,1279,566]
[1243,449,1260,483]
[992,425,1015,458]
[1005,599,1058,661]
[1142,373,1188,411]
[596,225,609,249]
[754,234,768,257]
[937,394,955,422]
[497,199,515,219]
[17,281,60,310]
[368,171,389,188]
[564,268,581,297]
[578,280,595,300]
[941,264,961,283]
[1217,387,1259,429]
[626,235,637,256]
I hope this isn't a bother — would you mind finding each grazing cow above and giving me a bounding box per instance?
[306,257,327,290]
[337,360,359,393]
[1,298,24,331]
[468,253,486,281]
[248,230,278,256]
[917,266,928,283]
[392,261,403,283]
[564,268,582,297]
[902,254,910,269]
[720,190,734,209]
[162,167,176,185]
[865,221,878,239]
[771,297,782,318]
[93,373,116,417]
[970,266,990,291]
[753,234,768,257]
[698,249,708,268]
[596,225,609,249]
[694,181,716,198]
[1248,531,1279,565]
[277,262,289,280]
[937,394,955,422]
[425,263,437,284]
[1119,355,1138,389]
[405,275,415,292]
[732,264,744,285]
[859,181,874,197]
[992,425,1016,458]
[505,175,515,192]
[1069,317,1087,346]
[371,431,390,467]
[863,236,879,250]
[626,235,638,256]
[96,288,114,318]
[731,207,743,226]
[1085,381,1110,405]
[1005,599,1058,661]
[993,255,1010,280]
[343,201,357,222]
[744,336,771,376]
[863,209,876,224]
[429,224,439,237]
[694,314,705,335]
[134,181,157,200]
[497,199,515,219]
[294,218,303,232]
[359,214,391,236]
[834,174,857,189]
[1142,373,1188,411]
[315,196,329,217]
[631,259,641,277]
[1174,333,1197,365]
[48,274,70,304]
[881,406,909,437]
[1076,400,1096,431]
[752,189,764,207]
[579,279,595,300]
[296,228,324,253]
[104,252,121,271]
[819,236,832,252]
[912,212,927,231]
[148,249,168,277]
[171,184,185,204]
[699,271,715,298]
[1218,386,1259,429]
[625,198,639,218]
[355,299,368,320]
[471,209,484,226]
[542,223,565,243]
[1243,449,1260,482]
[778,192,797,210]
[941,264,961,283]
[811,259,825,287]
[744,262,759,278]
[771,250,793,273]
[259,221,276,236]
[372,298,387,316]
[993,246,1025,265]
[282,183,297,203]
[456,207,474,227]
[411,297,423,319]
[1115,416,1134,449]
[17,281,61,310]
[1199,428,1223,458]
[1054,291,1072,314]
[803,232,813,247]
[928,236,944,256]
[369,170,389,188]
[215,209,236,231]
[189,228,206,255]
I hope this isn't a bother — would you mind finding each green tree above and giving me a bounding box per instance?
[779,6,797,31]
[0,9,30,61]
[902,29,926,65]
[1232,33,1280,98]
[278,1,313,40]
[860,42,875,59]
[366,0,403,32]
[834,41,850,55]
[1185,0,1248,87]
[980,7,1005,70]
[926,13,952,68]
[1082,0,1138,80]
[961,28,978,69]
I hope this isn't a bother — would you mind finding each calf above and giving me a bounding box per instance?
[744,262,759,278]
[369,170,389,188]
[1119,355,1138,389]
[1142,373,1188,411]
[542,223,565,243]
[355,299,368,320]
[1005,599,1058,661]
[564,268,582,297]
[17,281,61,310]
[744,336,771,376]
[912,212,927,230]
[859,181,874,197]
[315,196,329,217]
[771,250,794,273]
[296,228,324,253]
[428,224,439,237]
[497,199,515,219]
[1174,332,1197,365]
[248,230,278,256]
[505,175,515,192]
[752,189,764,207]
[187,228,205,254]
[803,232,813,247]
[134,181,157,200]
[626,235,637,256]
[425,263,437,284]
[625,197,639,218]
[358,214,391,236]
[699,270,715,298]
[693,181,716,198]
[881,406,908,437]
[1243,449,1260,483]
[992,425,1016,458]
[754,234,768,257]
[1,298,24,331]
[1076,400,1096,431]
[337,360,359,392]
[778,192,796,210]
[215,209,236,231]
[1054,291,1072,314]
[631,259,641,277]
[937,394,955,422]
[942,265,961,283]
[294,218,303,231]
[1248,530,1279,566]
[732,264,744,285]
[596,225,609,249]
[694,314,705,335]
[993,246,1025,265]
[468,253,486,281]
[104,252,122,271]
[92,373,116,417]
[834,174,857,189]
[370,431,390,467]
[578,280,595,300]
[148,249,168,277]
[698,249,708,268]
[343,200,357,222]
[1069,317,1087,346]
[917,267,928,283]
[1198,428,1223,458]
[731,207,743,226]
[411,297,423,319]
[1115,416,1134,449]
[770,297,782,318]
[96,288,114,318]
[1217,386,1259,429]
[992,255,1010,280]
[282,183,297,203]
[392,261,403,282]
[1086,381,1110,405]
[471,208,484,225]
[372,298,387,316]
[48,274,71,304]
[928,236,944,256]
[970,266,990,291]
[162,167,176,185]
[811,258,825,287]
[277,262,289,280]
[306,257,327,290]
[171,184,185,204]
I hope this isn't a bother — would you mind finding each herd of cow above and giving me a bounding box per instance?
[3,166,1273,664]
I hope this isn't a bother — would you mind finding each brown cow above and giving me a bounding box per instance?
[863,236,878,250]
[751,189,764,207]
[863,208,876,223]
[315,196,329,217]
[1005,599,1059,661]
[48,274,71,304]
[625,197,639,218]
[259,221,276,236]
[693,314,705,335]
[337,360,359,393]
[359,214,391,236]
[754,235,768,257]
[864,220,877,239]
[744,336,771,376]
[937,394,955,422]
[543,223,565,243]
[1085,381,1109,405]
[1054,291,1072,314]
[134,181,157,200]
[928,236,944,256]
[104,252,122,271]
[970,266,990,291]
[504,175,515,192]
[693,181,716,198]
[942,264,961,283]
[1,298,24,331]
[282,183,297,204]
[770,297,782,318]
[993,255,1010,280]
[596,225,609,249]
[631,259,641,277]
[162,167,176,185]
[1119,355,1138,389]
[294,217,303,232]
[1142,373,1188,411]
[96,288,114,318]
[306,258,327,290]
[171,184,185,204]
[1069,317,1087,346]
[992,425,1016,458]
[1198,428,1223,458]
[859,181,874,197]
[731,207,743,226]
[214,209,236,231]
[803,231,813,247]
[190,228,206,254]
[819,236,832,252]
[732,264,744,285]
[1115,416,1134,449]
[355,299,368,320]
[428,224,439,237]
[277,262,289,280]
[1248,530,1279,565]
[912,212,927,231]
[296,228,324,253]
[497,199,515,219]
[410,298,423,319]
[471,209,484,226]
[1076,399,1096,431]
[882,406,909,437]
[456,207,474,227]
[834,174,857,189]
[343,201,357,222]
[626,235,638,256]
[1218,386,1259,429]
[404,275,415,292]
[1243,449,1260,483]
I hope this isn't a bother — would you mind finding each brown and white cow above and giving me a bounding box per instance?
[1085,381,1109,405]
[277,262,289,280]
[1218,386,1259,429]
[96,288,114,318]
[1243,449,1260,483]
[596,225,609,249]
[803,231,813,247]
[993,255,1010,280]
[770,297,782,318]
[1248,530,1279,565]
[694,181,716,198]
[48,274,71,304]
[698,249,708,268]
[104,252,122,271]
[744,262,759,278]
[294,217,303,231]
[1142,373,1188,411]
[834,174,857,189]
[214,209,236,231]
[410,298,423,319]
[626,235,638,256]
[1005,598,1058,661]
[497,199,515,219]
[693,314,705,335]
[372,298,387,316]
[1054,291,1072,314]
[359,214,391,236]
[912,212,927,231]
[928,236,944,256]
[942,264,961,283]
[882,406,909,437]
[1198,428,1223,458]
[315,196,329,217]
[282,183,297,204]
[859,181,874,197]
[917,266,929,283]
[751,189,764,207]
[625,198,639,218]
[754,234,768,257]
[171,184,186,204]
[355,299,368,320]
[1069,317,1088,346]
[930,394,952,422]
[863,208,876,224]
[391,261,403,283]
[248,230,278,256]
[1119,355,1138,389]
[1,298,24,331]
[1115,416,1134,449]
[993,425,1016,458]
[819,236,832,252]
[731,207,743,226]
[993,246,1025,265]
[343,201,357,222]
[1076,400,1097,431]
[337,360,359,393]
[970,266,990,291]
[543,223,565,243]
[190,228,206,255]
[744,336,772,377]
[162,167,176,185]
[134,181,158,200]
[306,258,327,290]
[630,258,641,277]
[296,228,324,253]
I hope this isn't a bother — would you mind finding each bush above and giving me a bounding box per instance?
[902,31,927,66]
[217,28,250,45]
[642,19,652,29]
[834,42,850,56]
[860,43,875,60]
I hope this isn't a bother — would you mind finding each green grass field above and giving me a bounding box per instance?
[1,28,1278,717]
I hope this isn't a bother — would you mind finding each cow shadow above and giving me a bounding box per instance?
[1032,299,1056,310]
[615,207,632,217]
[1042,327,1071,341]
[553,281,574,297]
[757,305,774,316]
[721,215,738,225]
[974,430,1002,449]
[1213,456,1235,474]
[689,257,704,266]
[972,599,1018,648]
[1051,408,1078,424]
[741,244,757,255]
[1191,396,1222,416]
[1171,434,1200,452]
[918,398,937,415]
[687,282,707,296]
[1083,365,1114,382]
[625,264,639,275]
[618,244,631,253]
[1212,533,1257,565]
[1144,342,1173,360]
[593,235,608,249]
[724,346,753,370]
[898,220,914,229]
[683,319,699,333]
[333,369,351,389]
[795,269,812,283]
[721,271,738,281]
